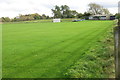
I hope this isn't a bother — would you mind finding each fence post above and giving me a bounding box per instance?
[114,26,120,78]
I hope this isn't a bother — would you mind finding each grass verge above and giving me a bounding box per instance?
[65,28,115,78]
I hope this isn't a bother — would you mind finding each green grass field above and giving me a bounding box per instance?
[3,20,114,78]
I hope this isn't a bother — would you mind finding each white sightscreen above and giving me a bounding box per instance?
[53,19,61,22]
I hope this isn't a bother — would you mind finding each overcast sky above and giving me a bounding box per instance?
[0,0,119,18]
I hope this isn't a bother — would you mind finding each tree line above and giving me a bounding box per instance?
[0,13,50,22]
[0,3,118,22]
[51,5,91,19]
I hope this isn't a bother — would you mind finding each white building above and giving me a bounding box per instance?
[89,15,115,20]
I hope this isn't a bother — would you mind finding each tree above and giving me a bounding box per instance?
[11,13,50,22]
[46,16,50,19]
[88,3,103,15]
[115,13,120,19]
[61,5,70,18]
[51,5,62,18]
[88,3,110,15]
[18,14,34,21]
[70,10,78,18]
[0,18,2,22]
[51,5,78,18]
[41,14,47,19]
[83,12,91,16]
[1,17,11,22]
[76,13,83,18]
[31,13,41,20]
[83,12,92,20]
[12,17,18,22]
[102,8,110,15]
[1,17,5,22]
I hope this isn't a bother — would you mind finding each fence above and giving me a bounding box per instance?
[114,20,120,78]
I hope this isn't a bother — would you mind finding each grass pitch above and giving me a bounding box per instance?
[3,20,114,78]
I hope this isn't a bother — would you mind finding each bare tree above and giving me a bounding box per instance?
[88,3,110,15]
[102,8,110,15]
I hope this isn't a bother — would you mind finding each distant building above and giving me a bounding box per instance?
[89,15,115,20]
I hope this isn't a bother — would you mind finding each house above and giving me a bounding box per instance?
[89,15,115,20]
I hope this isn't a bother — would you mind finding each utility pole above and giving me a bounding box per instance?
[114,1,120,78]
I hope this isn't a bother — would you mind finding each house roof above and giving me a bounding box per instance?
[90,14,109,17]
